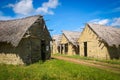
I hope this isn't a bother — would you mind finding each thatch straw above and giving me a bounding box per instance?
[0,15,42,47]
[88,23,120,47]
[62,30,81,45]
[52,35,62,46]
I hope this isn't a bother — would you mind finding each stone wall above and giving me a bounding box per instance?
[52,41,58,54]
[78,25,112,59]
[0,53,23,65]
[0,18,51,65]
[60,34,78,55]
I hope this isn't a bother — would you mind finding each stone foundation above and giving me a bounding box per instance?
[0,53,24,65]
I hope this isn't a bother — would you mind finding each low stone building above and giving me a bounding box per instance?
[0,15,51,65]
[78,23,120,59]
[52,35,62,54]
[60,30,81,55]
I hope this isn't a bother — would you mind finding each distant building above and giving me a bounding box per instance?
[78,23,120,59]
[60,30,81,55]
[0,15,51,65]
[52,35,62,54]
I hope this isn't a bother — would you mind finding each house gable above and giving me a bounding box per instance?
[62,30,81,45]
[60,34,69,44]
[88,23,120,47]
[78,25,100,42]
[0,15,51,65]
[0,15,41,47]
[78,25,109,59]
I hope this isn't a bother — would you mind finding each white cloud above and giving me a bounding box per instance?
[7,0,34,15]
[43,0,59,8]
[111,17,120,27]
[0,11,28,20]
[36,0,59,15]
[6,0,59,15]
[88,18,120,27]
[0,15,13,20]
[0,0,60,20]
[0,11,13,20]
[88,19,110,25]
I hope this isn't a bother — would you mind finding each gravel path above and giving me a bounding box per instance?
[52,56,120,74]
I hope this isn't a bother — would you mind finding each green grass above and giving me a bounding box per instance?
[0,59,120,80]
[53,54,120,65]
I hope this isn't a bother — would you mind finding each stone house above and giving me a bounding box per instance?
[52,35,62,54]
[0,15,51,65]
[78,23,120,59]
[60,30,81,55]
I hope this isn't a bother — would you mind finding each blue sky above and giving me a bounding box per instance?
[0,0,120,35]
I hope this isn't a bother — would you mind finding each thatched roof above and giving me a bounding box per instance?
[0,15,42,47]
[62,30,81,45]
[52,35,62,46]
[87,23,120,47]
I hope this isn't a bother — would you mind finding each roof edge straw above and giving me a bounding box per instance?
[0,15,41,47]
[87,23,120,47]
[62,30,81,46]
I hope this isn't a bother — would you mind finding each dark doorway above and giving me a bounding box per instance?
[84,42,87,57]
[41,40,46,61]
[65,43,68,54]
[76,45,80,55]
[57,46,60,53]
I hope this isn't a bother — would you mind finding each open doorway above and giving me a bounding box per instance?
[84,42,87,57]
[65,43,68,54]
[76,45,80,55]
[41,40,46,61]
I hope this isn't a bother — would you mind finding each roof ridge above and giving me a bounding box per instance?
[87,23,120,29]
[0,15,41,22]
[87,23,120,47]
[0,15,41,47]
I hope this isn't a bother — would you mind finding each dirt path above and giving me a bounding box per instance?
[52,56,120,74]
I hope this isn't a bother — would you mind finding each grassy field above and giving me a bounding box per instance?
[53,54,120,65]
[0,59,120,80]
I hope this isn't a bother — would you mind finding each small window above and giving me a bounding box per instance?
[46,46,49,51]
